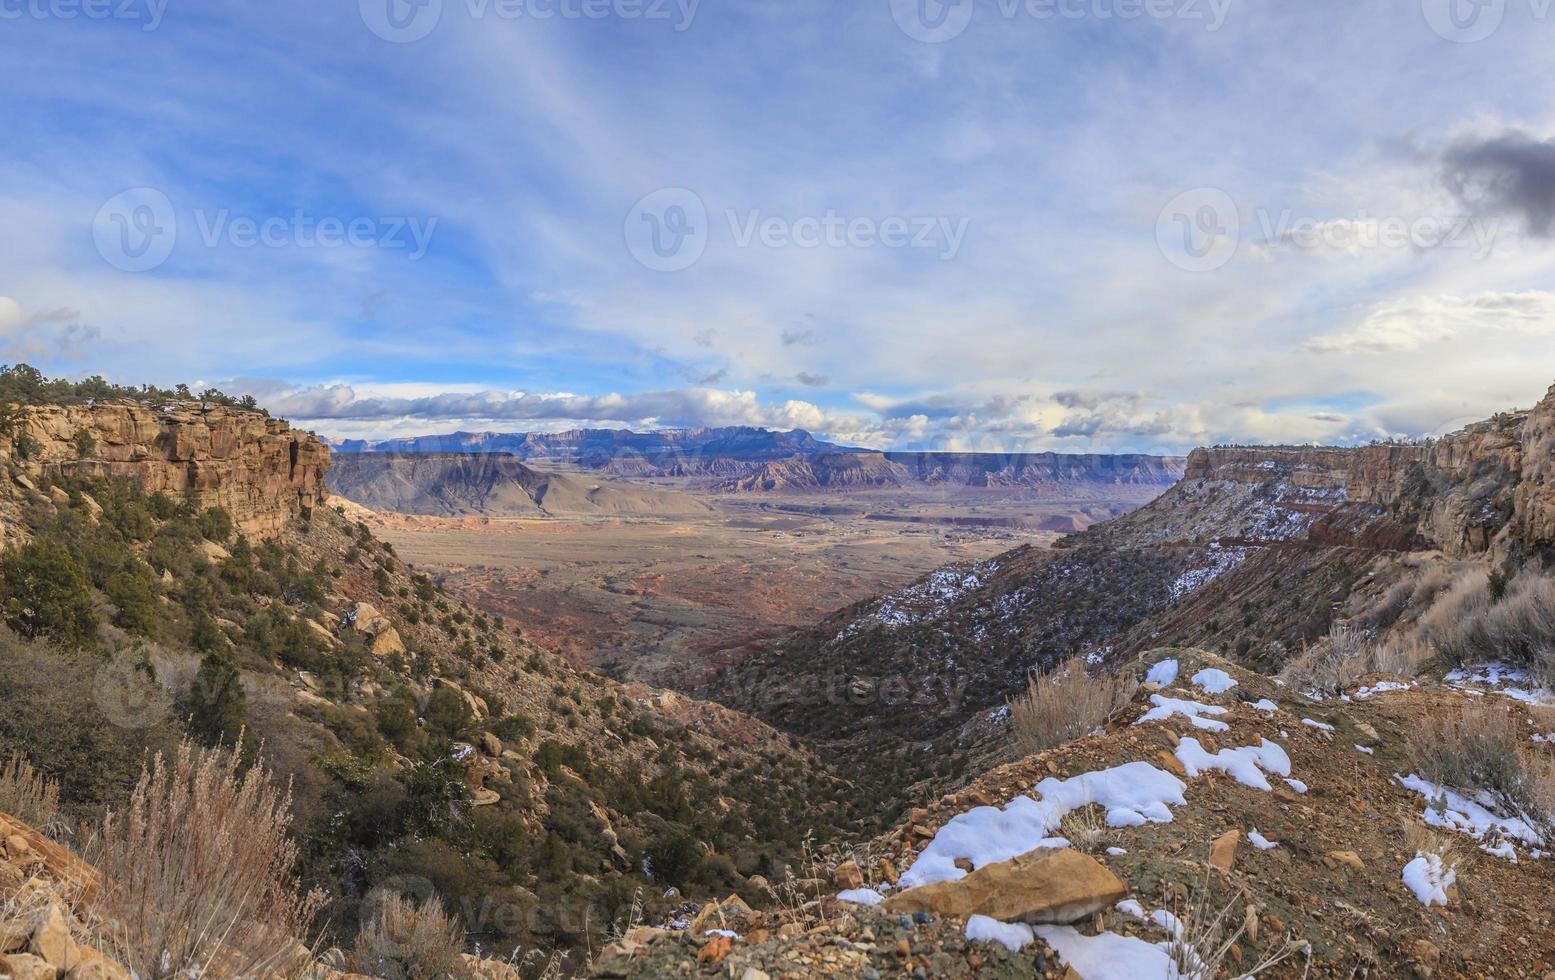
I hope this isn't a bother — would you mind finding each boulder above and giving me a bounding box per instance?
[1156,750,1187,778]
[1325,850,1365,871]
[369,627,405,657]
[833,859,865,891]
[0,953,56,980]
[348,602,392,637]
[1209,830,1240,872]
[29,904,75,970]
[884,848,1127,925]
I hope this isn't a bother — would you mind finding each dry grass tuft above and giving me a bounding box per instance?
[1009,659,1137,755]
[351,891,471,980]
[1166,874,1310,979]
[1057,804,1117,854]
[1402,823,1465,878]
[0,752,62,836]
[84,738,324,979]
[1277,624,1426,696]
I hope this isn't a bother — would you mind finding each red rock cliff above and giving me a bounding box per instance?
[2,400,329,539]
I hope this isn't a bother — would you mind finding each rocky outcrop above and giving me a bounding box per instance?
[1,401,328,539]
[1180,393,1552,559]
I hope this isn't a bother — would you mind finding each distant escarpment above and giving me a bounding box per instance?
[718,451,1184,493]
[1,400,327,540]
[327,451,713,518]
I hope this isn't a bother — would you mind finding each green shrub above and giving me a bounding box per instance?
[646,830,703,889]
[187,649,247,748]
[422,687,475,742]
[195,507,231,544]
[106,567,159,638]
[0,538,99,648]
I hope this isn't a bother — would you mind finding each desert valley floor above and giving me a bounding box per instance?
[347,482,1165,687]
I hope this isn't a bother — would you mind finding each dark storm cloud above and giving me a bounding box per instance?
[1444,131,1555,237]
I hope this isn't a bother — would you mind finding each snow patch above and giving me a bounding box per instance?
[1245,698,1279,712]
[1302,718,1335,732]
[1354,744,1374,755]
[1169,546,1248,599]
[1192,668,1238,694]
[1396,773,1542,850]
[1145,659,1179,687]
[898,762,1188,888]
[1032,925,1178,979]
[1175,737,1292,791]
[1402,853,1455,907]
[1135,694,1231,732]
[1354,681,1414,699]
[836,889,885,907]
[965,915,1034,952]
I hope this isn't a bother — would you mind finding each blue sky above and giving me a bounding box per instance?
[3,0,1555,451]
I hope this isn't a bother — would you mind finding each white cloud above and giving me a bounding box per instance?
[1307,291,1555,355]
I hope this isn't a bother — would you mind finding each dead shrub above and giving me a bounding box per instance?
[1405,703,1554,831]
[1009,659,1136,754]
[0,752,62,836]
[1278,625,1371,695]
[1484,575,1555,680]
[84,739,324,979]
[350,891,470,980]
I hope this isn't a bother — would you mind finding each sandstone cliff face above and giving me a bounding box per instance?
[1,401,329,539]
[1180,389,1555,559]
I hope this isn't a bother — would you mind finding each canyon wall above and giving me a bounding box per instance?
[2,401,329,539]
[1181,385,1555,558]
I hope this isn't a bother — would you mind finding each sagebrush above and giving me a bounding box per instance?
[1009,659,1136,754]
[85,739,324,979]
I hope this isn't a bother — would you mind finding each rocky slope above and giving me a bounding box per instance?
[611,650,1555,979]
[0,383,863,972]
[0,400,328,542]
